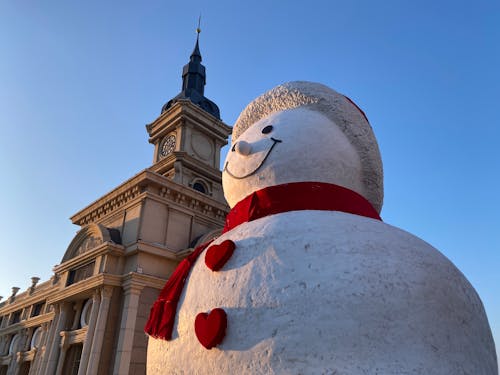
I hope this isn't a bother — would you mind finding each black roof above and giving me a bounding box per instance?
[161,35,220,119]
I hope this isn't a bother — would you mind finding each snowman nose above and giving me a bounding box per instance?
[234,140,252,156]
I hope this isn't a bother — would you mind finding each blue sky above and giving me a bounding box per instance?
[1,0,498,363]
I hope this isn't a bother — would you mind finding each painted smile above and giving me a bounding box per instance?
[224,137,282,179]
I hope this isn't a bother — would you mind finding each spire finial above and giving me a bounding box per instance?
[196,15,201,36]
[190,15,202,61]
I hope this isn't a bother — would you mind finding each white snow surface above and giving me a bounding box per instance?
[147,210,497,375]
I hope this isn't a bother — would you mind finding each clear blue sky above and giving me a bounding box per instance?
[1,0,498,363]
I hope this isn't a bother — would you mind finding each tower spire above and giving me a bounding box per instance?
[191,16,202,62]
[161,20,220,119]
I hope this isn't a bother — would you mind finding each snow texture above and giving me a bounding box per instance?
[147,211,497,374]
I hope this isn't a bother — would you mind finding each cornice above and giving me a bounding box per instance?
[125,240,185,261]
[0,283,58,316]
[53,242,125,274]
[146,100,231,143]
[70,169,149,225]
[46,274,122,305]
[71,169,229,227]
[151,151,224,183]
[121,272,168,290]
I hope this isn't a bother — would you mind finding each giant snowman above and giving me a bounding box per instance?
[146,82,497,374]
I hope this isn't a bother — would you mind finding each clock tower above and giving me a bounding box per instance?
[146,32,231,203]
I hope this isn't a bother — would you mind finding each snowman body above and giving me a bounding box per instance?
[147,82,497,374]
[147,210,496,374]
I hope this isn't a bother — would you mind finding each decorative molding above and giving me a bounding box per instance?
[0,354,11,366]
[70,170,228,227]
[150,151,223,182]
[101,286,114,299]
[0,280,55,316]
[47,274,122,305]
[60,326,88,348]
[146,100,231,144]
[121,272,168,291]
[62,223,122,264]
[125,240,181,260]
[0,312,55,336]
[54,242,124,274]
[20,347,37,361]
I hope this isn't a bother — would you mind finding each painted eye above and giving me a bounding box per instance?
[261,125,273,134]
[231,144,236,152]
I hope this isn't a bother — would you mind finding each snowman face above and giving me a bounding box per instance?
[222,107,364,208]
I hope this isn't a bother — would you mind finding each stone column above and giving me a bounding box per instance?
[10,329,28,375]
[77,291,101,375]
[6,353,16,375]
[0,336,7,355]
[11,352,22,375]
[112,283,143,375]
[55,334,69,375]
[45,302,69,375]
[31,323,49,375]
[86,286,113,374]
[37,306,59,375]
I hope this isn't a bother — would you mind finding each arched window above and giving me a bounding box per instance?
[9,334,21,355]
[191,179,209,195]
[80,299,93,328]
[193,182,206,194]
[30,327,42,350]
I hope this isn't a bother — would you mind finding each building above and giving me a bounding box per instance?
[0,34,231,375]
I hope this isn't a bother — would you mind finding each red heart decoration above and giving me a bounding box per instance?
[194,308,227,349]
[205,240,236,271]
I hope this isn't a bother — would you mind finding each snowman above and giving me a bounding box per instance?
[146,81,497,374]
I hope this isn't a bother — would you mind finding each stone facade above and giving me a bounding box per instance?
[0,58,231,374]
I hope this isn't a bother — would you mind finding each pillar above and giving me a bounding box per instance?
[31,323,49,375]
[54,337,68,375]
[37,306,59,375]
[77,290,101,375]
[112,283,143,375]
[44,302,69,375]
[86,286,113,374]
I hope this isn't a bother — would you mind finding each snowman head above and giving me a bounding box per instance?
[222,81,383,213]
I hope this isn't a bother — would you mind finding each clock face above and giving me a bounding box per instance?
[160,134,176,159]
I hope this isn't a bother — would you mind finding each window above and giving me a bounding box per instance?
[192,182,206,194]
[9,334,21,355]
[31,302,45,317]
[80,299,93,328]
[18,362,30,375]
[30,327,42,350]
[10,310,21,324]
[61,343,83,375]
[67,262,95,286]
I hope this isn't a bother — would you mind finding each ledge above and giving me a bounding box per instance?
[70,170,229,227]
[53,242,125,274]
[146,100,231,143]
[0,311,55,336]
[47,274,122,304]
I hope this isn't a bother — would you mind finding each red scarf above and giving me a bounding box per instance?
[144,182,381,339]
